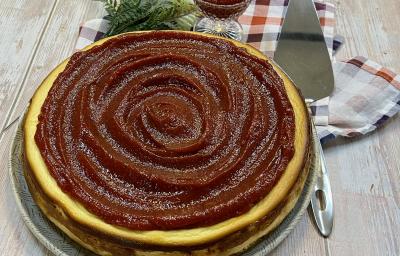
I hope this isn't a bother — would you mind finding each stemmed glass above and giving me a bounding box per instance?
[194,0,251,41]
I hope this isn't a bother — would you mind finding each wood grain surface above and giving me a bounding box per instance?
[0,0,399,255]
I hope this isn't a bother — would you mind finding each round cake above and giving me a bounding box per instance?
[23,31,311,255]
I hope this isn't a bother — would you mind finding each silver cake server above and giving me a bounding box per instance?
[274,0,334,237]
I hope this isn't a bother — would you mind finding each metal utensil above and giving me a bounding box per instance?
[274,0,334,237]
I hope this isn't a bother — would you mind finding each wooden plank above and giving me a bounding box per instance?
[0,128,51,255]
[0,1,55,254]
[270,215,326,255]
[324,133,400,255]
[4,0,106,130]
[0,0,55,132]
[325,0,400,255]
[334,0,400,73]
[0,0,106,255]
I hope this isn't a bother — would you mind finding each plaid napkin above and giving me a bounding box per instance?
[75,0,400,144]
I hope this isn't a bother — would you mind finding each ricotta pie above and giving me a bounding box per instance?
[24,31,311,255]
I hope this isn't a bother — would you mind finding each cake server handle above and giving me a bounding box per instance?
[310,135,334,237]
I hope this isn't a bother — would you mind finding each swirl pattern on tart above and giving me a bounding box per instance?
[34,31,295,230]
[24,31,310,250]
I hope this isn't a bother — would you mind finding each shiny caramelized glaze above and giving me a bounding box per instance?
[35,31,295,230]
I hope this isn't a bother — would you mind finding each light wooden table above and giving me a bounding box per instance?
[0,0,399,255]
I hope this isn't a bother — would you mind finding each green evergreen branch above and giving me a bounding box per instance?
[95,0,199,36]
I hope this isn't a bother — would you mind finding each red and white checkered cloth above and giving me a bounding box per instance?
[75,0,400,144]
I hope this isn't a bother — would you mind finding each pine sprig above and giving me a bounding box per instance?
[95,0,198,36]
[99,0,119,16]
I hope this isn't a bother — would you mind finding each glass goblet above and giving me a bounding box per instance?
[194,0,251,41]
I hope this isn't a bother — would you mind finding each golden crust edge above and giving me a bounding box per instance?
[23,31,310,247]
[23,132,312,256]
